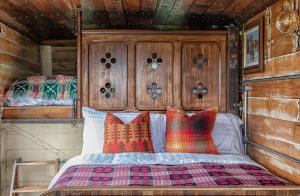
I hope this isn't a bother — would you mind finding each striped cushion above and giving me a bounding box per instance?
[103,111,153,153]
[165,107,219,154]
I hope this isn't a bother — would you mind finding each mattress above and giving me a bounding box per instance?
[49,153,290,189]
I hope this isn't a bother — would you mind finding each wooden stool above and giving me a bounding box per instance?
[9,158,59,196]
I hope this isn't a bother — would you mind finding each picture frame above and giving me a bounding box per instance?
[243,16,264,74]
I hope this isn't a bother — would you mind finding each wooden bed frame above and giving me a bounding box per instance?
[41,186,300,196]
[2,106,75,119]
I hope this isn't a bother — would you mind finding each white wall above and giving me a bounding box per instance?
[0,122,83,196]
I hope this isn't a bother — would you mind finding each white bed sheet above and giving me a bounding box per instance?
[48,152,260,189]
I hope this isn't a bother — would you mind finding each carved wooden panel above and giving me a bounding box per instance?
[88,42,127,110]
[135,42,173,110]
[182,42,220,110]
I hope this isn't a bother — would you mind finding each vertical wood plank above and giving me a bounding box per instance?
[127,41,136,110]
[173,42,182,108]
[76,9,82,117]
[40,46,52,76]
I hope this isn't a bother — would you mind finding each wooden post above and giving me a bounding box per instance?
[76,8,82,118]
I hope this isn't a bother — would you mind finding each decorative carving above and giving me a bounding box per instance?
[100,52,117,69]
[192,82,208,99]
[147,53,163,69]
[100,82,116,99]
[146,82,162,99]
[192,53,208,69]
[274,0,298,33]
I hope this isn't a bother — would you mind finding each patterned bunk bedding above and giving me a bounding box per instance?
[48,153,290,190]
[4,75,77,106]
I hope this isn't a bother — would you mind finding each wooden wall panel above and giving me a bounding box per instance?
[247,78,300,99]
[135,42,173,110]
[270,34,294,58]
[248,145,300,185]
[0,22,40,119]
[243,52,300,80]
[0,22,40,84]
[181,42,220,110]
[88,42,128,110]
[243,0,300,185]
[52,46,76,75]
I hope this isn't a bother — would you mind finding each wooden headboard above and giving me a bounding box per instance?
[79,30,227,114]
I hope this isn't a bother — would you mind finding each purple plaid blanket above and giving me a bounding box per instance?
[53,162,290,188]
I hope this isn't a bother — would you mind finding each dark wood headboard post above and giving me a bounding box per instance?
[76,7,82,118]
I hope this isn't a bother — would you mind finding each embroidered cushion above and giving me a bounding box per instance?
[165,107,219,154]
[104,111,154,153]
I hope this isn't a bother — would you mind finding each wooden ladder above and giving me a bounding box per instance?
[9,158,59,196]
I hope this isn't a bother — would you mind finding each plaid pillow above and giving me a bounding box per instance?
[165,107,219,154]
[103,111,154,153]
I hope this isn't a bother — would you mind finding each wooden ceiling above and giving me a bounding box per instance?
[0,0,278,42]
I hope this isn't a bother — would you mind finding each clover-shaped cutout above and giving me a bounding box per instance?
[146,82,162,99]
[100,82,116,99]
[100,52,117,69]
[192,53,208,70]
[147,53,163,70]
[192,82,208,99]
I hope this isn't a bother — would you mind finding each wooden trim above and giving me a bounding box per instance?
[41,186,300,196]
[82,30,227,35]
[242,74,300,83]
[76,9,82,118]
[2,106,73,119]
[41,39,76,47]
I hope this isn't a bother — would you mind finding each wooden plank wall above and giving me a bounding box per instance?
[41,40,77,76]
[244,0,300,185]
[0,123,83,196]
[0,22,41,114]
[0,22,40,195]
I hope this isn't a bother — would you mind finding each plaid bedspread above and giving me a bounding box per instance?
[52,162,290,188]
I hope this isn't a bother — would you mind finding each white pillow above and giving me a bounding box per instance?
[212,113,244,155]
[81,107,166,154]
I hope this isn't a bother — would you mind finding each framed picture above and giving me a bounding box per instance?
[243,16,264,74]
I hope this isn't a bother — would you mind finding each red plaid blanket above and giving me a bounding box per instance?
[52,162,290,188]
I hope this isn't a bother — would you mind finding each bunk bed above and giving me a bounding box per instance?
[2,75,77,120]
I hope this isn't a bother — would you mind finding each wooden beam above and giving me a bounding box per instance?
[140,0,157,11]
[222,0,254,17]
[104,0,126,26]
[122,0,140,11]
[30,0,73,31]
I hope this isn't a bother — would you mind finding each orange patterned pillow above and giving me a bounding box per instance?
[103,112,154,153]
[165,107,219,154]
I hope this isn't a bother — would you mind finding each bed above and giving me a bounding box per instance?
[2,75,77,119]
[40,108,299,196]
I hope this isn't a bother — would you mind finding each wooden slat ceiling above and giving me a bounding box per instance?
[0,0,278,42]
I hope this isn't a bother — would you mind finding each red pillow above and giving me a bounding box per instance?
[103,111,154,153]
[165,107,219,154]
